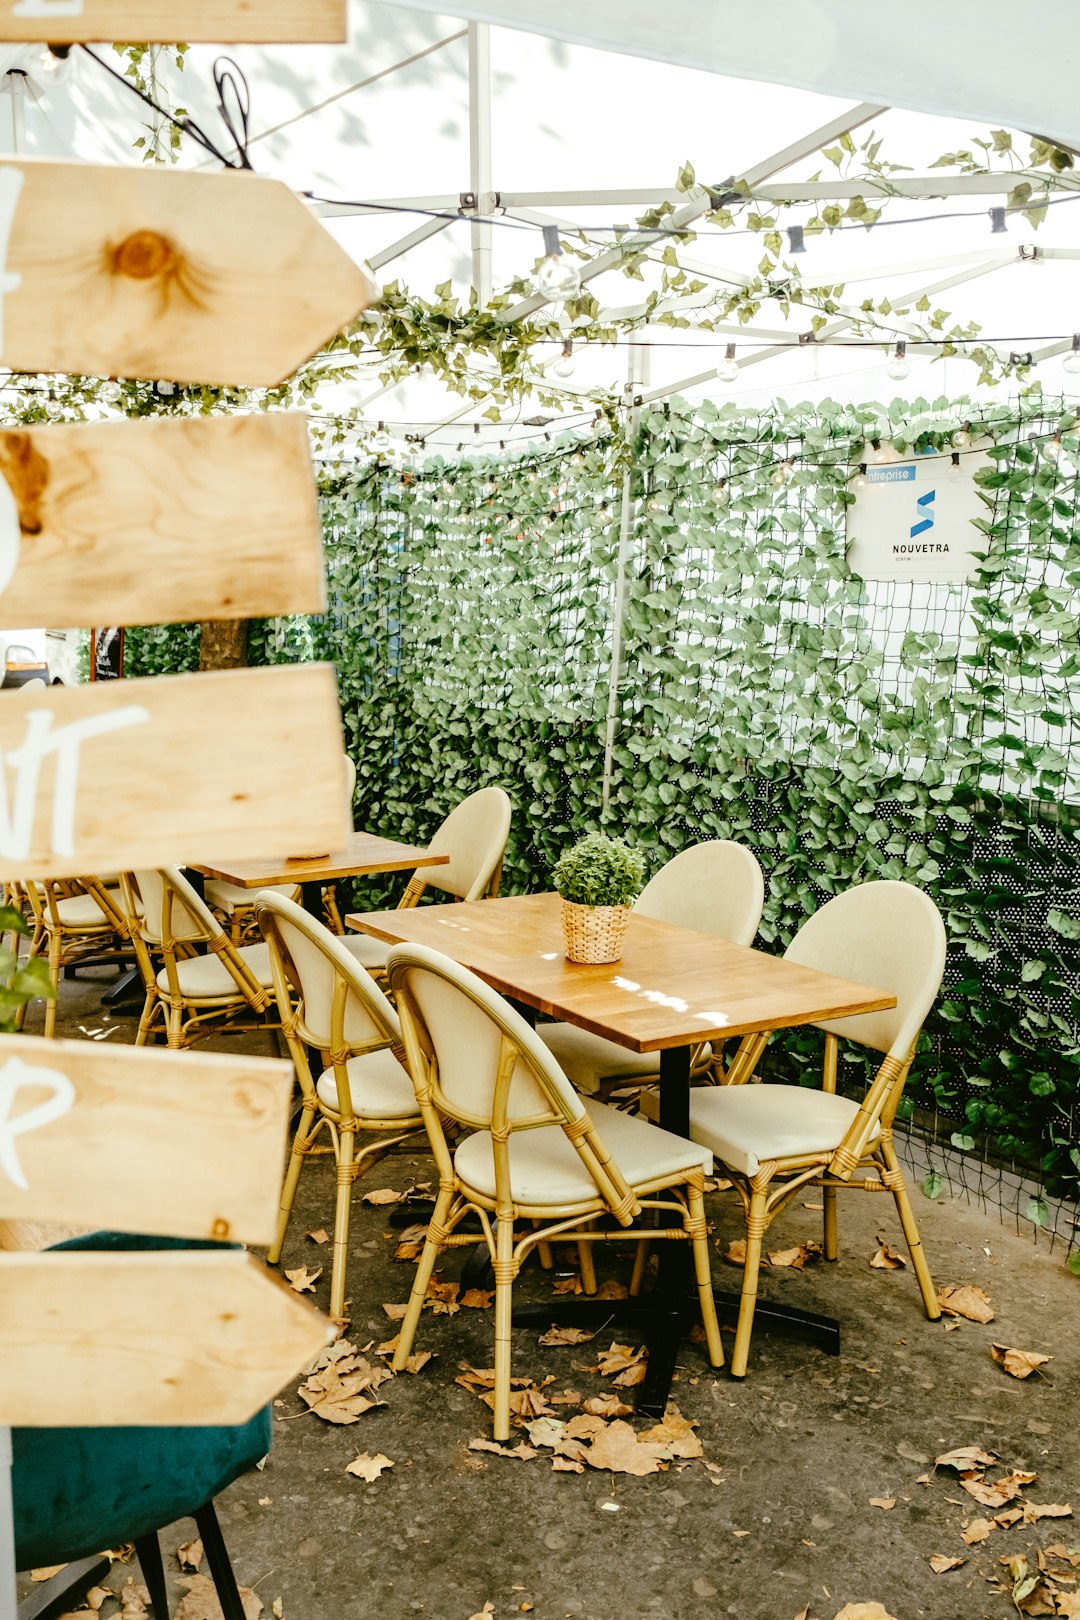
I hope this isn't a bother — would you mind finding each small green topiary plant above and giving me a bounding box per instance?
[553,831,646,910]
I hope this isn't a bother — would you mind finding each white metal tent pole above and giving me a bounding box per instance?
[467,22,494,306]
[601,344,647,816]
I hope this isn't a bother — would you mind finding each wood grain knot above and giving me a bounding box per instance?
[0,432,48,536]
[107,230,177,282]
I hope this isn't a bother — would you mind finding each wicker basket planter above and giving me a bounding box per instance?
[561,898,632,964]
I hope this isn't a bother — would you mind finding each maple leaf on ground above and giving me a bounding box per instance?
[992,1343,1053,1379]
[582,1393,632,1417]
[467,1606,495,1620]
[831,1607,899,1620]
[403,1351,434,1375]
[937,1283,994,1322]
[963,1469,1038,1508]
[381,1302,408,1320]
[868,1497,896,1510]
[935,1444,997,1471]
[639,1404,704,1460]
[721,1239,747,1266]
[284,1266,320,1294]
[929,1555,966,1573]
[583,1419,670,1477]
[297,1348,392,1424]
[460,1288,494,1308]
[595,1342,646,1381]
[594,1279,629,1300]
[174,1574,262,1619]
[345,1452,395,1482]
[552,1455,585,1473]
[961,1517,995,1545]
[552,1273,583,1294]
[481,1385,554,1423]
[469,1438,537,1461]
[177,1539,203,1571]
[768,1242,822,1270]
[869,1237,907,1270]
[306,1228,329,1245]
[539,1325,595,1347]
[363,1187,406,1205]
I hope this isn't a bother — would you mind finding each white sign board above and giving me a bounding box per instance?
[846,447,991,583]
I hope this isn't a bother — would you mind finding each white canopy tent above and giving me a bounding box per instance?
[3,2,1080,448]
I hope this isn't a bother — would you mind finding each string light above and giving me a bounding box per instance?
[771,459,793,488]
[1042,433,1063,463]
[718,342,738,383]
[853,463,868,489]
[952,423,972,449]
[534,225,580,302]
[554,338,575,378]
[1064,335,1080,375]
[949,450,963,479]
[711,479,729,506]
[373,420,391,452]
[886,340,910,380]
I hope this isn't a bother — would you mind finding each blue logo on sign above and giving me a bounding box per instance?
[910,488,936,538]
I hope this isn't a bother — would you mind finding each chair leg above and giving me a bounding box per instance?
[536,1237,554,1270]
[822,1185,838,1261]
[628,1238,650,1297]
[133,1530,169,1619]
[391,1187,452,1371]
[880,1137,940,1319]
[193,1501,248,1620]
[730,1182,769,1378]
[135,991,157,1046]
[685,1184,724,1368]
[576,1239,596,1295]
[267,1103,318,1266]
[492,1214,515,1442]
[43,935,62,1038]
[330,1128,357,1320]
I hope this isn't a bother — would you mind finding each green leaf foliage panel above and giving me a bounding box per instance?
[128,394,1080,1203]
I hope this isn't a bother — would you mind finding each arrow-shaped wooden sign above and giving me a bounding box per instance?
[0,1036,293,1243]
[0,1,347,43]
[0,158,372,386]
[0,1250,331,1425]
[0,412,325,627]
[0,663,349,882]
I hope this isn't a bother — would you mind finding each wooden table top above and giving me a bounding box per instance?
[344,892,895,1053]
[192,830,448,890]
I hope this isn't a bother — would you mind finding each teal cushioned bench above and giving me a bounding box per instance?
[12,1232,271,1570]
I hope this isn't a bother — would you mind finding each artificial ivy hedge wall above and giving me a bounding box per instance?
[128,393,1080,1209]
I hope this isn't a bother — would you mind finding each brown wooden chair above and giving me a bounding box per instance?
[256,890,424,1320]
[688,879,947,1376]
[386,941,723,1439]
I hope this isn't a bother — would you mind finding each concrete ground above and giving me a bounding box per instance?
[15,969,1080,1620]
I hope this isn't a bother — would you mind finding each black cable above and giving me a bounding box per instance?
[79,45,253,170]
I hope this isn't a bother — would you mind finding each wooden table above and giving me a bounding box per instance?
[193,830,448,915]
[346,892,895,1411]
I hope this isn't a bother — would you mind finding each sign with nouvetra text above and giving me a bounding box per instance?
[846,445,991,583]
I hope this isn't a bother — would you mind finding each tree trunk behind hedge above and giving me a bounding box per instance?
[199,619,250,671]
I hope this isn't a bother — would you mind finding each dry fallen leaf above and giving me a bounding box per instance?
[594,1279,629,1300]
[961,1517,995,1545]
[31,1567,66,1583]
[552,1455,584,1473]
[284,1266,321,1294]
[1055,1593,1080,1618]
[381,1302,408,1320]
[404,1351,434,1375]
[963,1469,1038,1508]
[991,1343,1053,1379]
[935,1444,997,1471]
[831,1607,899,1620]
[177,1539,203,1571]
[174,1575,263,1620]
[272,1603,283,1620]
[937,1283,994,1322]
[117,1579,151,1619]
[467,1606,495,1620]
[722,1239,747,1266]
[305,1228,329,1245]
[345,1452,395,1482]
[582,1394,632,1417]
[869,1236,907,1270]
[468,1438,537,1461]
[393,1224,428,1261]
[460,1288,495,1309]
[639,1404,704,1460]
[584,1419,670,1477]
[298,1343,392,1424]
[929,1555,966,1574]
[552,1273,583,1294]
[868,1497,896,1510]
[595,1342,647,1384]
[363,1187,406,1205]
[768,1242,822,1270]
[539,1325,595,1347]
[480,1385,554,1423]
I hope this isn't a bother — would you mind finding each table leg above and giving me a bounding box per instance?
[299,880,324,918]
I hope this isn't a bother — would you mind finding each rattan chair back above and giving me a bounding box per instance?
[407,786,511,905]
[635,839,764,945]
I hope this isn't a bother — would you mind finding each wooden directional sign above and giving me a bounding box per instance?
[0,1,347,43]
[0,1250,330,1425]
[0,1036,293,1243]
[0,663,350,883]
[0,159,372,386]
[0,413,325,628]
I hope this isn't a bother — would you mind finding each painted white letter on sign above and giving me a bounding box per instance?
[0,705,149,860]
[0,1055,75,1191]
[12,2,85,16]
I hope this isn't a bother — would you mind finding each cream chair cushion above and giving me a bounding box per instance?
[537,1023,711,1096]
[688,1083,880,1179]
[315,1049,419,1119]
[52,893,119,928]
[454,1097,711,1206]
[156,941,272,998]
[340,933,390,971]
[205,880,297,913]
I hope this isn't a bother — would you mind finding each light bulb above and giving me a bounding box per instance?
[712,481,728,506]
[1064,337,1080,375]
[771,461,792,488]
[718,342,738,383]
[1042,434,1063,463]
[886,340,910,381]
[948,451,963,481]
[646,495,665,513]
[952,426,971,449]
[155,380,175,397]
[535,226,580,302]
[100,381,122,403]
[570,450,585,468]
[871,438,890,464]
[853,464,868,490]
[38,46,70,79]
[526,468,539,485]
[554,339,575,378]
[373,421,391,452]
